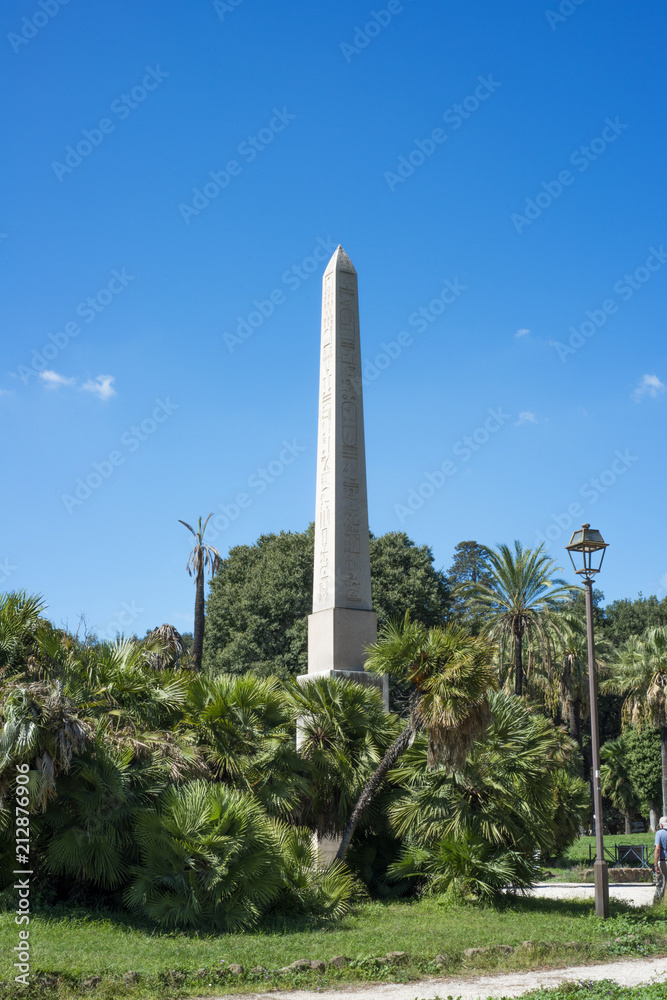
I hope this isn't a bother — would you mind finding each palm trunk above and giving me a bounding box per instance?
[192,566,205,671]
[514,628,523,696]
[650,801,659,832]
[624,811,632,835]
[661,725,667,817]
[568,700,585,777]
[569,699,581,746]
[335,724,414,862]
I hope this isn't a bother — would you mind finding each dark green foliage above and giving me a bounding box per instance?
[447,540,493,626]
[43,740,166,891]
[184,673,307,818]
[388,692,588,861]
[0,592,48,677]
[203,528,314,679]
[289,676,403,837]
[603,593,667,646]
[624,725,662,815]
[447,540,493,588]
[203,526,451,679]
[389,829,541,904]
[369,531,450,628]
[126,781,285,931]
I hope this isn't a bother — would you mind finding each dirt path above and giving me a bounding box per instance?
[210,955,667,1000]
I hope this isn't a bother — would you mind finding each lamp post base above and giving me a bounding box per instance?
[594,859,610,918]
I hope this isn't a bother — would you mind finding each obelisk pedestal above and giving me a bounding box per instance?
[299,246,387,708]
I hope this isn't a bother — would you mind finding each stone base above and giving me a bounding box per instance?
[312,832,341,866]
[297,668,389,711]
[582,866,652,883]
[307,607,377,674]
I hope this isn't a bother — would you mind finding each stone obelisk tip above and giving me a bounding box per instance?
[325,245,356,275]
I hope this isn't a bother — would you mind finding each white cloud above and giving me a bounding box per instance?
[39,370,76,388]
[82,375,116,401]
[633,374,665,402]
[515,411,537,425]
[515,328,530,338]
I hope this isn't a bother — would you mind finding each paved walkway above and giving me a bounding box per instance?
[529,880,655,908]
[211,956,667,1000]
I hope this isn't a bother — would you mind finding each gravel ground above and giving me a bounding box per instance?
[210,956,667,1000]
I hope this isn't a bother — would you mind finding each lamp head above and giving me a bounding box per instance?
[565,523,608,578]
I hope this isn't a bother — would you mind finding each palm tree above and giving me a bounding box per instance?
[463,541,576,696]
[388,690,587,858]
[0,591,47,678]
[600,737,639,835]
[604,625,667,815]
[289,675,402,838]
[178,515,221,670]
[335,614,497,861]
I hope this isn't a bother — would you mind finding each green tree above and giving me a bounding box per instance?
[600,736,639,834]
[624,725,662,827]
[447,541,493,587]
[447,541,493,627]
[369,531,450,628]
[203,526,451,679]
[603,593,667,646]
[463,542,575,696]
[388,690,587,860]
[604,626,667,814]
[179,515,221,671]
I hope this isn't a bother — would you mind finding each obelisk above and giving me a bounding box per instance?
[306,246,382,692]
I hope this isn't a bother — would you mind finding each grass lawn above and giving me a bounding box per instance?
[565,834,655,865]
[2,894,667,999]
[540,835,657,881]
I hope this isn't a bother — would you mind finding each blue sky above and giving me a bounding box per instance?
[2,0,665,638]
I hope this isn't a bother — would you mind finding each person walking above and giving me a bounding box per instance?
[654,816,667,902]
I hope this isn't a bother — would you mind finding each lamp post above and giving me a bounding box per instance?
[565,523,609,919]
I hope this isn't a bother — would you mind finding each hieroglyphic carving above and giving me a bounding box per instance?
[316,271,335,607]
[313,250,371,611]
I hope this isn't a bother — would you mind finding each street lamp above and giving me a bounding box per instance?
[565,523,609,919]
